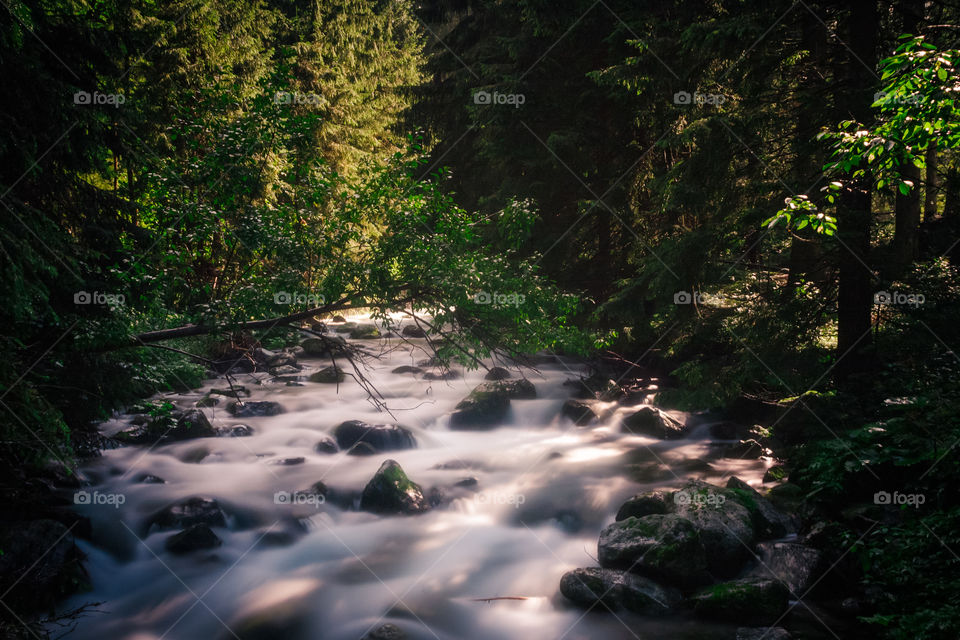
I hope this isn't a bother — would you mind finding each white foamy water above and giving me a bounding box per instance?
[60,316,767,640]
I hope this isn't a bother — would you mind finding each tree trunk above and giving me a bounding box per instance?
[893,162,921,271]
[891,0,924,273]
[835,0,878,377]
[787,5,828,288]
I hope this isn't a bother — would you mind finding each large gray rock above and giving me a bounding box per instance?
[484,367,512,381]
[672,480,756,578]
[449,384,512,429]
[332,421,416,452]
[621,407,685,439]
[309,366,345,384]
[559,567,680,614]
[692,577,790,625]
[726,476,794,539]
[598,515,711,588]
[749,541,823,594]
[615,491,670,521]
[360,460,430,515]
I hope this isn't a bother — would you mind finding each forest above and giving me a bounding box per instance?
[1,0,959,639]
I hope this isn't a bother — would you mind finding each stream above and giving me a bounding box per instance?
[61,315,771,640]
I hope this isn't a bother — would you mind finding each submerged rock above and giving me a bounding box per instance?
[360,460,430,515]
[560,399,597,425]
[423,369,461,381]
[151,497,227,530]
[309,366,345,384]
[391,365,423,375]
[364,623,407,640]
[165,524,222,554]
[218,424,254,437]
[332,421,416,452]
[598,515,711,588]
[314,436,339,454]
[691,577,790,625]
[560,567,680,614]
[227,401,284,417]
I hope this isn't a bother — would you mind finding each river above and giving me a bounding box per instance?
[61,315,770,640]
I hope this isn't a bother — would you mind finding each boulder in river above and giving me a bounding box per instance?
[150,497,227,530]
[482,379,536,399]
[165,524,222,554]
[615,491,671,521]
[564,374,624,401]
[400,325,427,338]
[449,384,512,429]
[364,623,407,640]
[227,401,285,417]
[621,407,685,439]
[314,436,339,454]
[598,514,711,588]
[309,366,345,384]
[332,420,416,453]
[484,367,512,381]
[209,386,250,398]
[300,336,349,358]
[672,479,756,578]
[348,325,381,339]
[360,460,430,515]
[218,424,254,437]
[560,567,681,614]
[115,408,216,445]
[726,476,794,539]
[748,541,823,594]
[391,365,423,375]
[691,577,790,625]
[423,369,461,381]
[560,399,597,425]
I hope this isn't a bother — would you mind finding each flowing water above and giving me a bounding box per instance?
[61,316,771,640]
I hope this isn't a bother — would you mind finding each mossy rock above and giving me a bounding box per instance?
[672,479,756,578]
[560,399,597,425]
[692,577,790,625]
[559,567,680,614]
[300,336,349,358]
[359,460,430,515]
[449,386,511,429]
[615,491,671,521]
[349,325,381,339]
[598,514,711,588]
[309,366,345,384]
